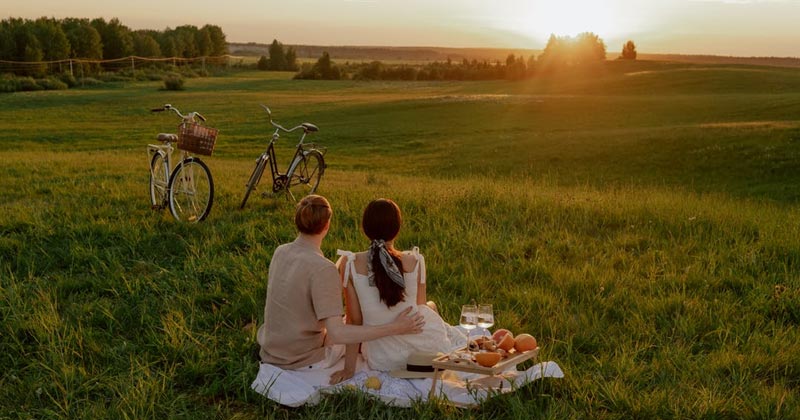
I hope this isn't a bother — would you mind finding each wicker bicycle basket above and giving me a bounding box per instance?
[178,122,219,156]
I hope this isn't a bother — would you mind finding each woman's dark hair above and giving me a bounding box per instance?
[362,199,405,307]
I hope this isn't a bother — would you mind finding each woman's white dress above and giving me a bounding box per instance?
[337,248,466,371]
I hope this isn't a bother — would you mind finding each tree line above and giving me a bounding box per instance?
[0,17,228,76]
[256,40,299,71]
[273,33,638,81]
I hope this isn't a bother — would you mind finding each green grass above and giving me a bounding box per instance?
[1,60,799,419]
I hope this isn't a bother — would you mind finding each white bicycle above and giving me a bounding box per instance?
[147,104,217,222]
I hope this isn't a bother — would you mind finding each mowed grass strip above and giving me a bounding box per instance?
[1,61,799,418]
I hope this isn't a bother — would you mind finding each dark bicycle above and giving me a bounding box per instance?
[240,105,326,209]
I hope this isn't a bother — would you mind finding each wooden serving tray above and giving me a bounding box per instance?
[432,347,540,376]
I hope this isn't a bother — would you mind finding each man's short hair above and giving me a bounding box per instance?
[295,195,332,234]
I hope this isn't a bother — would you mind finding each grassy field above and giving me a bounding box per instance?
[2,60,800,419]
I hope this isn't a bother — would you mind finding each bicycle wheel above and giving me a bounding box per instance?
[286,150,325,201]
[168,157,214,222]
[240,156,268,209]
[149,152,169,209]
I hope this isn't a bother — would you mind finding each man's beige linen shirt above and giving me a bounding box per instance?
[257,236,343,369]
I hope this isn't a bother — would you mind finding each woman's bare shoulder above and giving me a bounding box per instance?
[400,250,420,271]
[352,251,369,272]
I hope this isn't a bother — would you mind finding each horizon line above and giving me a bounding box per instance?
[227,41,800,60]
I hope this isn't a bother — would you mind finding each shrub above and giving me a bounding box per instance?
[16,77,42,91]
[163,75,185,91]
[0,74,19,93]
[257,55,269,71]
[76,77,103,87]
[37,77,69,90]
[144,71,164,81]
[179,68,199,78]
[97,72,132,82]
[58,72,78,87]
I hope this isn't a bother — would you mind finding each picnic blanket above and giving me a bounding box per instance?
[250,355,564,407]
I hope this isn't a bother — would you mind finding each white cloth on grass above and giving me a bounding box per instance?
[250,354,564,408]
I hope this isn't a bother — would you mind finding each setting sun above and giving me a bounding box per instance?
[489,0,636,47]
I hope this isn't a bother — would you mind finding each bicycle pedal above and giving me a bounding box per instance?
[151,204,163,210]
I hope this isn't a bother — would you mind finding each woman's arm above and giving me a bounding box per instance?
[330,258,363,384]
[408,252,427,305]
[416,259,427,305]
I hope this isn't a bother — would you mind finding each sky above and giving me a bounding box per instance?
[7,0,800,57]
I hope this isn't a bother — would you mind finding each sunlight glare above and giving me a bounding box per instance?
[501,0,624,43]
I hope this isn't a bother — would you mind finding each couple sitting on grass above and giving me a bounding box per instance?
[256,195,466,384]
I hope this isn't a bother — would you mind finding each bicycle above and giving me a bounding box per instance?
[147,104,217,222]
[240,105,326,209]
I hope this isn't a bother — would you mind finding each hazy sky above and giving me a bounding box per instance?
[8,0,800,56]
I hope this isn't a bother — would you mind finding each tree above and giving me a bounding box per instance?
[621,40,637,60]
[173,25,199,57]
[19,27,45,76]
[257,55,269,70]
[92,18,133,59]
[156,30,180,58]
[316,52,341,79]
[505,54,526,80]
[33,18,70,61]
[62,18,102,60]
[355,60,384,80]
[538,33,568,68]
[285,47,298,71]
[295,52,341,80]
[573,32,606,65]
[202,24,227,56]
[0,19,19,61]
[268,39,286,70]
[62,18,102,74]
[132,31,161,57]
[538,32,607,69]
[196,26,213,56]
[526,54,536,76]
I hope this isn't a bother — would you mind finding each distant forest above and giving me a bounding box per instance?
[0,17,228,75]
[278,33,614,81]
[231,42,800,69]
[230,42,538,63]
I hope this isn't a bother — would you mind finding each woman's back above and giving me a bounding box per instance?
[337,248,465,371]
[345,249,420,326]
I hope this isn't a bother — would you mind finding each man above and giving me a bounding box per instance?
[257,195,424,383]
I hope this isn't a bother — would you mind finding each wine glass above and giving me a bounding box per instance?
[460,304,477,351]
[477,304,494,338]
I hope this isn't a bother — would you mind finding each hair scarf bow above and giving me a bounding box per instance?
[367,239,405,289]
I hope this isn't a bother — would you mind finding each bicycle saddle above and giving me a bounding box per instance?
[301,123,319,132]
[157,133,178,142]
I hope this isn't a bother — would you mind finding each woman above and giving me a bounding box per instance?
[332,199,465,379]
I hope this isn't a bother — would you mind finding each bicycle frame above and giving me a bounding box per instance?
[147,142,191,189]
[259,126,314,191]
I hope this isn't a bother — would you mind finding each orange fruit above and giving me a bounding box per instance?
[497,333,515,351]
[514,333,537,352]
[491,329,513,342]
[474,352,502,367]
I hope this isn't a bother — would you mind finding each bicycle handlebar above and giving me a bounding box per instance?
[151,104,205,122]
[260,104,311,134]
